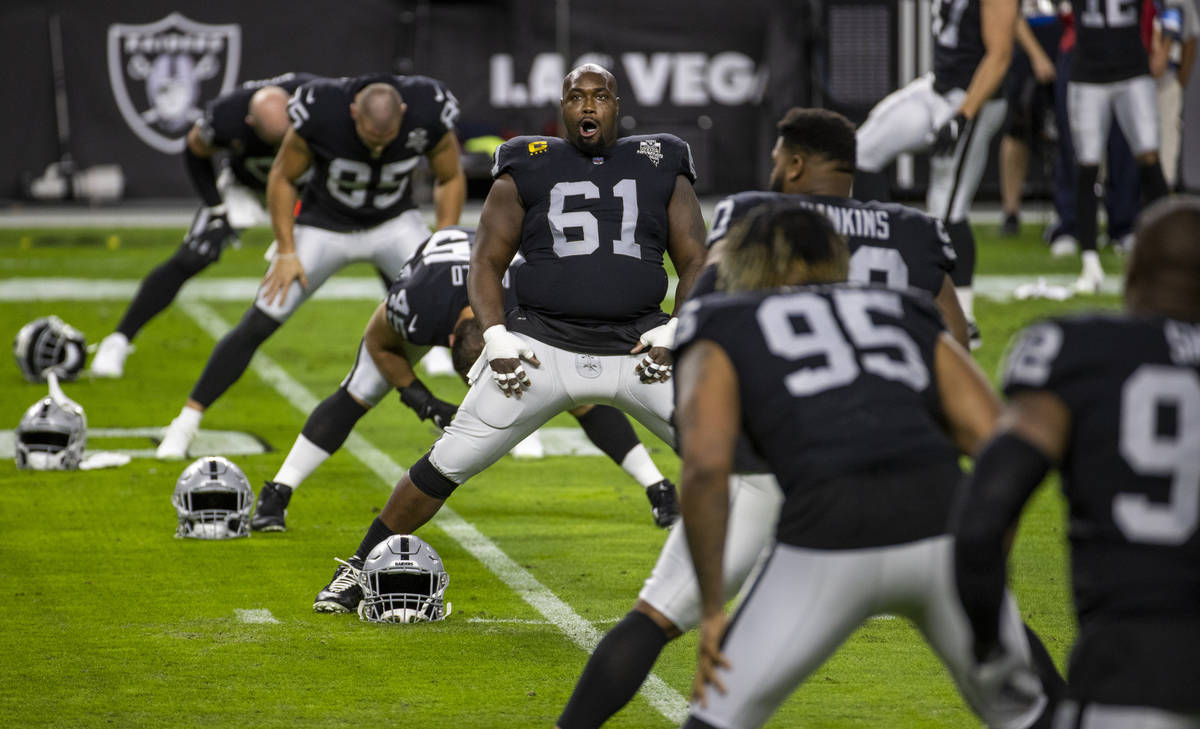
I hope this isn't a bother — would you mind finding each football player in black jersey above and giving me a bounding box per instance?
[244,228,678,544]
[306,65,705,586]
[709,107,970,347]
[856,0,1019,348]
[554,106,972,729]
[677,205,1055,729]
[953,196,1200,728]
[156,73,466,460]
[90,73,315,378]
[1065,0,1170,294]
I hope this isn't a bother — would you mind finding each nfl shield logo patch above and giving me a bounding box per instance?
[107,12,241,154]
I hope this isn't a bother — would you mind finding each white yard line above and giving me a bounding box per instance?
[0,274,1123,303]
[177,298,690,724]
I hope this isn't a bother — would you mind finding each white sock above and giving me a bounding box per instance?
[272,434,331,490]
[620,445,665,488]
[1082,250,1103,278]
[954,287,975,321]
[176,406,203,429]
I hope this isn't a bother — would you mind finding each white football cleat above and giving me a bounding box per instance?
[156,415,199,460]
[419,347,457,377]
[1049,235,1079,258]
[1074,251,1105,295]
[90,333,131,378]
[510,430,545,459]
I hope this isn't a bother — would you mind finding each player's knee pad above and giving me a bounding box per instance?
[409,453,460,500]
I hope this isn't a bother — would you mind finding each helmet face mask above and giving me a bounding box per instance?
[13,316,87,383]
[172,457,253,539]
[15,395,87,470]
[357,535,450,623]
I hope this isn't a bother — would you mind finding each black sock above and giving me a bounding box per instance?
[574,405,640,465]
[852,169,891,203]
[1076,165,1100,252]
[301,387,369,454]
[189,307,280,407]
[1138,161,1169,206]
[557,610,670,729]
[947,220,976,288]
[1023,622,1065,702]
[352,517,397,565]
[116,256,205,340]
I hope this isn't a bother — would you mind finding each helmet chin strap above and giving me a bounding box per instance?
[45,371,83,413]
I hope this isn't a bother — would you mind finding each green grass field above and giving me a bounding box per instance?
[0,220,1125,728]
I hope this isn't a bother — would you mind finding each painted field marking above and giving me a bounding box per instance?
[0,274,1124,304]
[176,299,690,724]
[236,608,280,624]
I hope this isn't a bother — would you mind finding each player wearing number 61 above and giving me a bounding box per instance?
[156,72,466,459]
[953,196,1200,729]
[340,64,708,542]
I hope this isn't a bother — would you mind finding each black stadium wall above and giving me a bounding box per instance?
[4,0,1197,203]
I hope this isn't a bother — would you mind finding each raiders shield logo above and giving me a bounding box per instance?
[108,13,241,154]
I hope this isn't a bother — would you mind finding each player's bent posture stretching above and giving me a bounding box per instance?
[310,64,707,611]
[1065,0,1171,294]
[954,196,1200,729]
[856,0,1018,347]
[91,73,315,377]
[677,205,1056,729]
[155,73,466,459]
[250,227,678,539]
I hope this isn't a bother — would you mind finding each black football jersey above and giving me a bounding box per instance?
[493,134,697,355]
[707,191,956,297]
[932,0,987,92]
[1002,314,1200,709]
[675,283,960,549]
[195,72,317,192]
[288,74,459,232]
[383,227,518,347]
[1069,0,1150,82]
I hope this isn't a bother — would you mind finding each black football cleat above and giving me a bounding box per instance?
[646,479,680,528]
[313,561,363,614]
[251,481,293,532]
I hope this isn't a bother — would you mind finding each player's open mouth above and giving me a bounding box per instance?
[579,119,598,138]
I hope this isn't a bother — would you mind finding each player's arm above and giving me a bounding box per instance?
[183,124,223,208]
[364,302,457,428]
[935,274,971,349]
[631,175,708,378]
[262,127,313,305]
[957,0,1019,119]
[469,173,539,394]
[427,130,466,229]
[665,174,709,312]
[1015,16,1055,82]
[1181,32,1198,87]
[675,338,738,706]
[951,390,1069,660]
[933,333,1002,456]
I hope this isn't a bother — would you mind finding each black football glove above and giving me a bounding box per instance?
[930,113,971,158]
[399,379,458,429]
[184,205,238,262]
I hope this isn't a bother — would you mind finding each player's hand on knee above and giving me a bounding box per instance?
[185,206,238,262]
[482,325,539,398]
[632,318,677,382]
[635,348,673,383]
[399,379,458,429]
[261,253,308,306]
[692,612,730,708]
[929,112,970,158]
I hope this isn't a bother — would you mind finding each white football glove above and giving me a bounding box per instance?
[482,325,537,397]
[633,318,678,383]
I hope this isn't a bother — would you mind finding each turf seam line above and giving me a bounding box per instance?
[177,298,689,724]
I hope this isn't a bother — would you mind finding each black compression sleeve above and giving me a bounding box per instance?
[950,432,1051,661]
[184,147,223,208]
